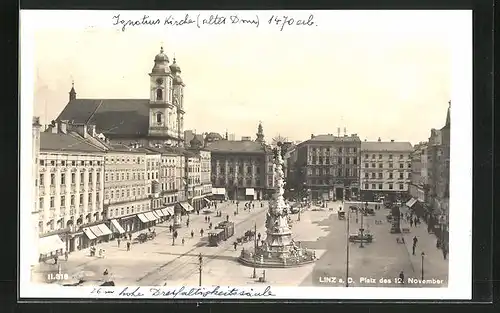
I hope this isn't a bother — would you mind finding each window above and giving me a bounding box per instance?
[389,163,393,168]
[60,196,65,207]
[378,184,383,189]
[389,173,393,179]
[364,154,369,158]
[371,163,375,168]
[399,172,404,179]
[79,194,83,205]
[353,148,357,153]
[111,191,114,198]
[372,154,375,159]
[80,173,84,184]
[378,163,383,168]
[81,161,85,166]
[89,172,93,183]
[399,163,404,169]
[50,174,55,186]
[70,195,75,205]
[50,197,54,208]
[371,184,376,189]
[60,173,66,185]
[378,154,382,159]
[388,183,393,190]
[40,160,44,166]
[345,158,350,165]
[88,193,92,204]
[364,184,369,189]
[364,173,369,178]
[338,157,342,164]
[353,158,357,165]
[156,89,163,100]
[39,174,44,186]
[338,148,342,153]
[399,184,404,190]
[51,160,55,166]
[378,172,383,179]
[371,173,376,178]
[39,198,43,209]
[364,163,368,168]
[156,112,162,123]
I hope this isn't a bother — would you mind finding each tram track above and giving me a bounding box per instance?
[136,205,268,285]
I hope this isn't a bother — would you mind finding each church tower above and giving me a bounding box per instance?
[256,122,264,143]
[170,57,186,146]
[148,46,180,144]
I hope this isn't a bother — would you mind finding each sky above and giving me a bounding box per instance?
[27,10,466,144]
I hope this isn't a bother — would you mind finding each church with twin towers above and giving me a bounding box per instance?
[57,46,187,147]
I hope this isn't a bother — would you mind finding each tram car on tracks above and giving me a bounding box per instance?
[215,221,235,239]
[208,229,225,246]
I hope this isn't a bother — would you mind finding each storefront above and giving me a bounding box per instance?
[109,219,126,239]
[245,188,255,200]
[119,215,139,233]
[82,227,97,248]
[154,209,166,222]
[87,223,113,244]
[38,234,66,262]
[161,206,174,221]
[202,198,211,208]
[211,188,226,200]
[179,201,195,215]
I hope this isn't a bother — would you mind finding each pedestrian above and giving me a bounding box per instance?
[64,251,68,261]
[117,238,121,247]
[54,254,58,265]
[252,203,255,209]
[410,219,414,227]
[234,242,237,250]
[127,241,131,251]
[442,244,448,260]
[414,217,418,227]
[186,220,189,227]
[399,271,405,284]
[257,233,261,241]
[205,216,207,223]
[209,222,212,229]
[169,225,173,233]
[191,230,194,238]
[200,229,204,237]
[129,233,132,241]
[226,215,229,222]
[182,238,185,245]
[208,216,211,223]
[412,236,418,255]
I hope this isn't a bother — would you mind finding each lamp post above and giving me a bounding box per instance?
[345,189,350,287]
[421,252,425,280]
[359,202,366,248]
[198,253,203,286]
[252,222,257,278]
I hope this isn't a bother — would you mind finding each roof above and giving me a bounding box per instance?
[300,134,361,145]
[361,141,413,152]
[206,140,267,153]
[147,146,184,156]
[56,99,150,137]
[40,132,105,153]
[107,144,145,154]
[205,132,223,140]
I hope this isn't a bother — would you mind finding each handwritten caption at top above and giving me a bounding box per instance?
[112,13,317,32]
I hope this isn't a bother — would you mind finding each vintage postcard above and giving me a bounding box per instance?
[19,10,472,300]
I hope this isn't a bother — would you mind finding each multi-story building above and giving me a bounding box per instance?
[56,47,187,147]
[38,121,106,254]
[360,139,413,202]
[103,144,151,234]
[206,123,274,200]
[409,142,429,203]
[29,117,42,268]
[295,133,361,201]
[199,148,213,208]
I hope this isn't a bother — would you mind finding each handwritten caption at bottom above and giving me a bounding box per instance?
[112,13,316,32]
[91,285,275,298]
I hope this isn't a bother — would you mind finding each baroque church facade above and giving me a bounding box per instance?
[57,47,186,147]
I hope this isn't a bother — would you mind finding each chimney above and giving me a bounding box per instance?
[88,124,97,137]
[378,137,381,142]
[73,123,88,138]
[57,120,68,134]
[390,139,394,142]
[311,134,314,139]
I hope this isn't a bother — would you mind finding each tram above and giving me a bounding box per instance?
[208,229,225,246]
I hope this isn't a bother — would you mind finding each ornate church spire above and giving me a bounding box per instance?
[256,121,264,143]
[445,100,451,128]
[69,80,76,102]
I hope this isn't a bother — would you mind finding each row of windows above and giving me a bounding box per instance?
[38,215,101,233]
[105,172,146,182]
[364,154,408,159]
[221,178,262,187]
[161,182,177,191]
[214,158,265,165]
[106,156,143,164]
[308,168,358,177]
[39,172,100,186]
[214,166,262,175]
[40,159,102,166]
[309,157,358,165]
[109,203,150,218]
[363,172,408,179]
[106,187,146,200]
[310,147,357,153]
[40,193,100,209]
[364,163,410,169]
[364,183,405,190]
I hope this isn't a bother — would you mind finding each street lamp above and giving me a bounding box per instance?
[421,252,425,280]
[359,202,366,248]
[252,222,257,278]
[345,189,350,287]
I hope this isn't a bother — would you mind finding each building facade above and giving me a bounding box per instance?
[56,47,187,147]
[206,123,273,200]
[360,139,413,202]
[38,123,106,254]
[30,117,42,267]
[103,145,151,234]
[295,134,361,201]
[409,142,429,203]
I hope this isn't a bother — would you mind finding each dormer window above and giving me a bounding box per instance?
[156,89,163,100]
[156,112,163,124]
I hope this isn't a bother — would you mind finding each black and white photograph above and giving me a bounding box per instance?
[19,10,472,300]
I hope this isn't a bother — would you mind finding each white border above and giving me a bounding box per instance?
[19,10,472,300]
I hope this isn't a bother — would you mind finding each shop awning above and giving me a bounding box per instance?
[96,223,112,236]
[144,211,158,222]
[246,188,255,196]
[137,213,149,223]
[152,211,161,219]
[39,235,66,255]
[154,209,165,217]
[203,198,211,205]
[83,227,97,240]
[180,202,194,212]
[110,219,125,234]
[212,188,225,195]
[212,188,218,195]
[406,198,417,208]
[164,206,175,215]
[89,225,104,237]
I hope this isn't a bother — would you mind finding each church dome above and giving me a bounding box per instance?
[169,58,181,73]
[154,46,169,63]
[190,136,202,148]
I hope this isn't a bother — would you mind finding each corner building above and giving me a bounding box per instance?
[360,139,413,202]
[295,134,361,201]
